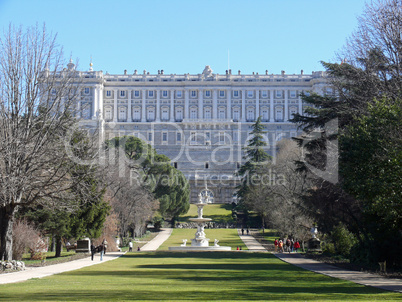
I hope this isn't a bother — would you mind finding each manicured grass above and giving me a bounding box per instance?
[178,203,234,224]
[1,252,400,301]
[157,228,247,250]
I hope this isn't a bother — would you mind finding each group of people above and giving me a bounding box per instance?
[91,239,108,261]
[274,238,301,253]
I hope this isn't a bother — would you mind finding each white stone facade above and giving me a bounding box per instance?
[72,65,328,203]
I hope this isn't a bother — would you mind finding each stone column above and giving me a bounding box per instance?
[185,89,189,120]
[227,89,231,121]
[298,91,303,116]
[213,90,218,120]
[76,99,81,118]
[241,89,246,122]
[156,90,161,122]
[170,90,174,122]
[284,89,289,121]
[127,89,132,122]
[255,89,260,120]
[92,87,99,120]
[113,89,118,122]
[141,89,146,122]
[198,89,203,120]
[96,85,104,120]
[270,90,274,122]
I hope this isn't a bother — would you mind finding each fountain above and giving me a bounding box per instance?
[169,186,231,251]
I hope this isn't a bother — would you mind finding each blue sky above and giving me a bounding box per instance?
[0,0,367,75]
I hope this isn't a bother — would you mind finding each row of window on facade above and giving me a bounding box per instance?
[135,130,293,146]
[103,89,302,99]
[103,105,299,122]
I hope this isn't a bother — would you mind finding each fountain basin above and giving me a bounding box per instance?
[189,218,212,223]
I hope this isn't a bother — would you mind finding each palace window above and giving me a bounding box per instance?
[205,108,212,120]
[148,132,153,142]
[175,108,183,120]
[276,90,283,98]
[120,90,125,97]
[233,108,240,121]
[205,131,211,144]
[147,108,155,120]
[219,132,225,144]
[261,90,268,98]
[176,91,182,98]
[162,90,168,97]
[190,131,197,145]
[247,90,253,98]
[219,90,225,97]
[247,108,254,121]
[275,108,283,121]
[219,109,225,119]
[205,90,211,97]
[106,90,111,97]
[233,131,239,142]
[84,88,90,95]
[162,132,168,143]
[262,108,269,121]
[162,109,169,120]
[148,91,154,97]
[190,108,197,119]
[290,107,297,118]
[233,90,239,97]
[119,107,126,120]
[290,90,297,98]
[176,132,182,144]
[105,108,112,120]
[134,90,140,97]
[191,90,197,97]
[133,109,141,121]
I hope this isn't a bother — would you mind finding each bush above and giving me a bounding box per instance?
[153,216,164,231]
[12,219,45,260]
[330,224,357,258]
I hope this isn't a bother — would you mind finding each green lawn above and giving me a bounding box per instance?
[177,203,234,224]
[157,228,247,250]
[1,252,400,301]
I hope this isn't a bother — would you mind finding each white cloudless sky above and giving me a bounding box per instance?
[0,0,367,75]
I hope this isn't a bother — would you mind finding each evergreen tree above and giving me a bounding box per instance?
[236,117,271,205]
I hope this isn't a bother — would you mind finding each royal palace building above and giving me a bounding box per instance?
[68,62,328,203]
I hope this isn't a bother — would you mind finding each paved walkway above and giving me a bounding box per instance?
[237,229,267,251]
[236,229,402,293]
[141,228,172,251]
[275,253,402,293]
[0,251,124,285]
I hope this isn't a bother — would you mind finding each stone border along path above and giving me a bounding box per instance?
[1,227,401,294]
[237,229,402,294]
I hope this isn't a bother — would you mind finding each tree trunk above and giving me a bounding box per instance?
[0,205,16,260]
[50,235,55,252]
[55,236,62,258]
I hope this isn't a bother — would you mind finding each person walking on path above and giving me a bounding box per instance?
[294,240,300,252]
[91,244,96,261]
[241,228,244,235]
[129,240,133,252]
[102,238,108,255]
[274,239,278,252]
[99,244,104,261]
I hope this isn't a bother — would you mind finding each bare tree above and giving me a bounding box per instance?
[0,24,89,260]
